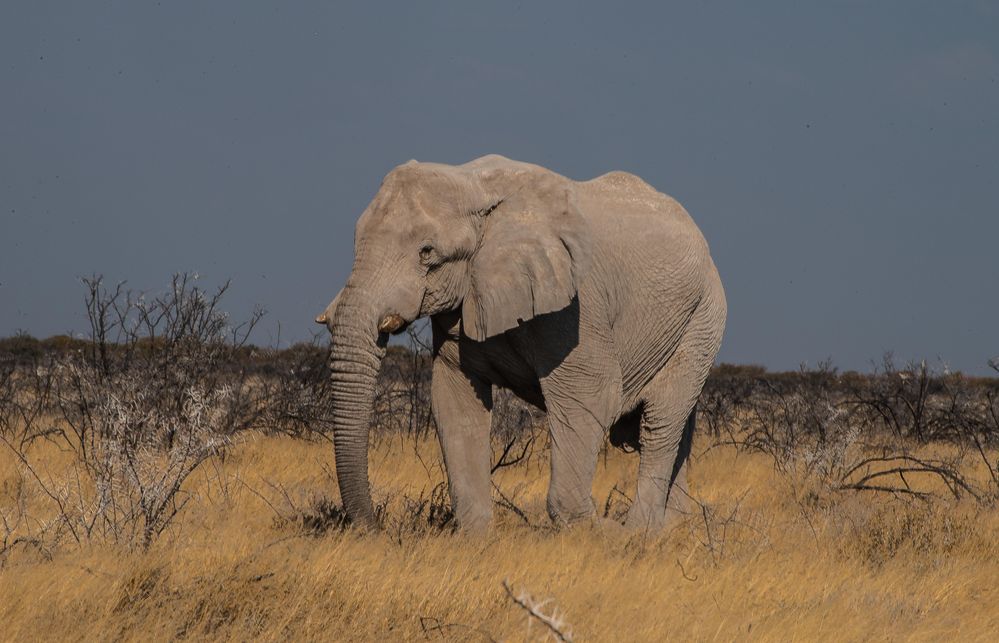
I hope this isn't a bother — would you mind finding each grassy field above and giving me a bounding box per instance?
[2,430,998,642]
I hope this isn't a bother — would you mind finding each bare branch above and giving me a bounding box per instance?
[502,580,573,642]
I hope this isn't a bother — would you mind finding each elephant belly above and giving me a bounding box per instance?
[459,335,546,410]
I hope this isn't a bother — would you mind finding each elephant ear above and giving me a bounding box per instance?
[461,186,591,342]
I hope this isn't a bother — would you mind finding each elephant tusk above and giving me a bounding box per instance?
[377,313,406,334]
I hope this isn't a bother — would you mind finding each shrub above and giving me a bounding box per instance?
[1,274,266,549]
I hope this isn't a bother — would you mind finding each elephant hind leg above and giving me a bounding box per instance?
[623,383,698,532]
[665,410,695,519]
[624,304,721,533]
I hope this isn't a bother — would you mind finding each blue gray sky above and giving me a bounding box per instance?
[2,2,997,373]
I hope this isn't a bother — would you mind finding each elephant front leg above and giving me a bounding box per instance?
[431,357,494,531]
[525,318,623,528]
[544,402,606,526]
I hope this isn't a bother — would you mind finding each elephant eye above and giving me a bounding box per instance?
[419,245,435,263]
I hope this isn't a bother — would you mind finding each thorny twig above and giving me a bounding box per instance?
[502,579,573,642]
[491,434,536,474]
[491,483,533,527]
[418,616,497,642]
[838,454,978,501]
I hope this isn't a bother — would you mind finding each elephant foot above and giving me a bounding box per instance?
[548,511,596,530]
[623,491,688,534]
[623,509,666,534]
[546,494,596,529]
[622,498,690,534]
[453,506,493,534]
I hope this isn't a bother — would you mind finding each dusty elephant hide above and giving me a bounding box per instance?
[316,154,726,532]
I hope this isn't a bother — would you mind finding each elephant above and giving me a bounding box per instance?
[315,154,726,532]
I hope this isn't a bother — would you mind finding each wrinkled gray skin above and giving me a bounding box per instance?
[316,155,726,532]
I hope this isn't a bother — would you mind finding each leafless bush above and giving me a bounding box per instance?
[253,337,336,440]
[0,344,58,452]
[0,359,15,439]
[373,322,435,440]
[714,361,845,473]
[491,388,544,443]
[491,388,545,480]
[697,364,765,440]
[845,355,940,442]
[701,355,999,503]
[0,273,267,550]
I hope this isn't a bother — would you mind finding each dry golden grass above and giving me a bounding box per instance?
[2,431,998,642]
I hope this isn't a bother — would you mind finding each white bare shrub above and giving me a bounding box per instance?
[80,374,233,548]
[0,274,266,553]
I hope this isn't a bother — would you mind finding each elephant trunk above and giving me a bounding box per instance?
[326,291,386,529]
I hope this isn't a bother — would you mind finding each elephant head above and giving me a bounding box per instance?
[316,156,591,527]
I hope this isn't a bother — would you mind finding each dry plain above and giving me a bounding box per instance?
[2,428,998,642]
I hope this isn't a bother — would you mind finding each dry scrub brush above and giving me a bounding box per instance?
[0,274,270,552]
[700,357,999,505]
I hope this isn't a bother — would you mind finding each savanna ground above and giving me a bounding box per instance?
[2,275,998,641]
[2,430,998,641]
